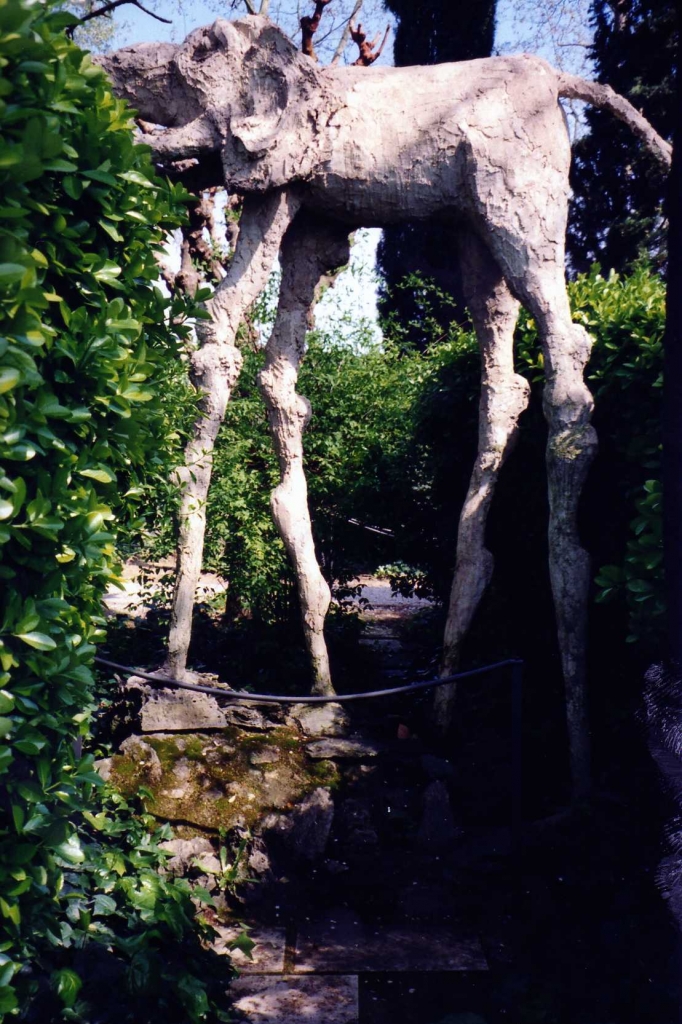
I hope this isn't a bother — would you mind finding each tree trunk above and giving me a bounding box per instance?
[165,190,300,677]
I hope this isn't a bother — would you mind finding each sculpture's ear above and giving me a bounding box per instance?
[230,26,313,158]
[230,61,290,156]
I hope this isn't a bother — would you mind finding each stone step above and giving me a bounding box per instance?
[295,910,487,974]
[216,915,487,977]
[229,974,359,1024]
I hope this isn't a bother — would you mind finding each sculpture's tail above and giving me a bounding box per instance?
[557,71,672,171]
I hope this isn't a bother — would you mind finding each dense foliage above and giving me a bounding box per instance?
[0,3,230,1019]
[568,0,677,274]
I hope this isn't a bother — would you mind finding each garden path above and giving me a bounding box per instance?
[223,578,508,1024]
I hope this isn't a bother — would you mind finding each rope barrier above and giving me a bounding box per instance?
[94,655,523,705]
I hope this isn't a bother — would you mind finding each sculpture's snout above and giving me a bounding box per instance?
[96,42,184,127]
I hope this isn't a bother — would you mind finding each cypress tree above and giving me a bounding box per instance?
[567,0,677,275]
[377,0,497,344]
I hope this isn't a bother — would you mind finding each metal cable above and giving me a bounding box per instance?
[94,655,522,705]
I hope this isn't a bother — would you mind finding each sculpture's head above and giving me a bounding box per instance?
[100,16,330,190]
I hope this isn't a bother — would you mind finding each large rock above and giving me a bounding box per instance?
[159,836,215,874]
[289,703,350,738]
[109,726,320,833]
[295,908,488,972]
[336,797,379,856]
[134,686,229,732]
[117,735,162,782]
[289,788,334,861]
[305,737,381,761]
[260,788,335,863]
[126,674,284,732]
[222,704,281,731]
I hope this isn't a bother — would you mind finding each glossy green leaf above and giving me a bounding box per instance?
[52,968,82,1007]
[0,368,20,394]
[14,632,56,651]
[0,264,26,285]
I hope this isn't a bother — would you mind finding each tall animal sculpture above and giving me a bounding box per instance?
[101,16,670,796]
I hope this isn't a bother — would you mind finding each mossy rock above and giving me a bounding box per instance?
[108,726,337,832]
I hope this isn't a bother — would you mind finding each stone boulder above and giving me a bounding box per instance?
[259,788,335,863]
[336,797,379,856]
[118,735,162,782]
[108,727,324,833]
[305,737,381,761]
[94,757,113,782]
[159,836,215,875]
[132,685,229,732]
[289,703,350,738]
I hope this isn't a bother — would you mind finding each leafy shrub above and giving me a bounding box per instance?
[514,264,665,646]
[194,320,460,623]
[0,3,226,1018]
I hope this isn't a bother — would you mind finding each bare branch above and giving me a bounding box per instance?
[301,0,333,61]
[330,0,363,65]
[350,20,390,66]
[259,0,271,13]
[172,191,229,298]
[243,0,257,12]
[70,0,171,34]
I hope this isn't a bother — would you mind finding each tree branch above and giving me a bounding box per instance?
[350,20,390,66]
[71,0,171,33]
[330,0,362,65]
[301,0,333,60]
[243,0,257,13]
[259,0,271,13]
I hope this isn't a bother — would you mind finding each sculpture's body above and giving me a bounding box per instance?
[312,57,569,224]
[102,17,670,796]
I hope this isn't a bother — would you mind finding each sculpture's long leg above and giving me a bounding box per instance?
[481,214,597,801]
[258,214,351,695]
[165,190,301,677]
[435,231,529,728]
[532,282,596,802]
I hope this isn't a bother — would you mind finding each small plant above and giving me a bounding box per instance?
[195,834,258,898]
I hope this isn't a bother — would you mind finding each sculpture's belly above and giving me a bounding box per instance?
[307,129,469,227]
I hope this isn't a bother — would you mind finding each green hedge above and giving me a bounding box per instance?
[0,3,229,1019]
